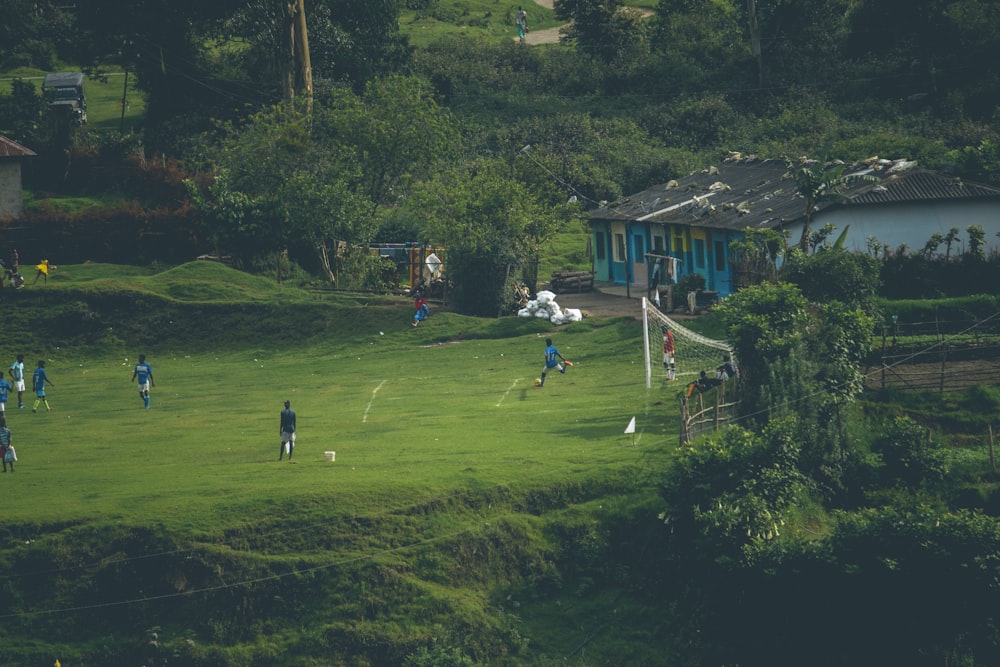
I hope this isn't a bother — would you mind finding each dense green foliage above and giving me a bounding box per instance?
[2,2,1000,664]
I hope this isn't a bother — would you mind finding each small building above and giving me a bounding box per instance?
[588,156,1000,298]
[0,135,36,219]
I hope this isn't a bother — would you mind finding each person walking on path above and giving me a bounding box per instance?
[514,5,528,42]
[8,354,25,408]
[131,354,155,408]
[32,259,54,285]
[32,360,54,412]
[663,326,676,381]
[0,415,13,473]
[279,400,296,461]
[0,372,13,415]
[537,337,571,387]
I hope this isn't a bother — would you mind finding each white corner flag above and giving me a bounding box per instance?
[624,416,636,434]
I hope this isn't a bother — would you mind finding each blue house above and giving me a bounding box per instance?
[588,156,1000,298]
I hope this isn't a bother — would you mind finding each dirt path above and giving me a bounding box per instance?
[518,1,653,46]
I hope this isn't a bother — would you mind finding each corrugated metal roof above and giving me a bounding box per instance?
[851,168,1000,204]
[0,135,37,159]
[590,157,1000,232]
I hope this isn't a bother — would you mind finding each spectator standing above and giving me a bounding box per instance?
[8,354,26,408]
[131,354,155,409]
[32,360,54,412]
[33,259,54,285]
[0,415,13,473]
[279,400,296,461]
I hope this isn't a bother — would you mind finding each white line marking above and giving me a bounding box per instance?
[363,380,387,423]
[496,379,521,407]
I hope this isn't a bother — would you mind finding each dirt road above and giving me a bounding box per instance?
[517,1,653,46]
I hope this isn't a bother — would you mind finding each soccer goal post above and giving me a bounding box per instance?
[642,297,734,389]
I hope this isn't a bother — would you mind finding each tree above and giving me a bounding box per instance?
[788,158,878,252]
[226,0,410,95]
[0,79,47,142]
[189,77,456,283]
[335,75,459,215]
[554,0,646,64]
[188,100,366,280]
[409,158,570,316]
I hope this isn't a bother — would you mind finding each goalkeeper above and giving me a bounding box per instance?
[662,326,676,381]
[538,338,570,387]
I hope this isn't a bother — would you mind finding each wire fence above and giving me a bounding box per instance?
[868,318,1000,393]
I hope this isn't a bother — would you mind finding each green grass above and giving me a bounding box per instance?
[1,262,677,664]
[0,66,146,132]
[399,1,559,48]
[6,302,661,529]
[398,0,659,47]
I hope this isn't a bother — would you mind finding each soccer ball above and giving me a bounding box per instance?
[534,378,542,386]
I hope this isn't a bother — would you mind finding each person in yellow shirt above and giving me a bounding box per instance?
[32,259,55,285]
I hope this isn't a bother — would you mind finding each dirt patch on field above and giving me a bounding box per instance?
[550,289,643,320]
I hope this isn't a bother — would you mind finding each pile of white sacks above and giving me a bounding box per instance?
[517,290,584,325]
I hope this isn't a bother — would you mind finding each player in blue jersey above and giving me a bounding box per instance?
[131,354,155,408]
[537,337,570,387]
[31,360,54,412]
[0,373,12,415]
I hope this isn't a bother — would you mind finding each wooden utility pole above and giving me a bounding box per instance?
[746,0,762,87]
[295,0,313,110]
[282,1,313,109]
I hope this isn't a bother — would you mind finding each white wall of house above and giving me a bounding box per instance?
[0,161,26,218]
[787,200,1000,256]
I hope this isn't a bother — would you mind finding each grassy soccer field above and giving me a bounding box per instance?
[1,262,682,665]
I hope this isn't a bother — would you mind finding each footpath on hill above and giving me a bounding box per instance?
[520,0,654,46]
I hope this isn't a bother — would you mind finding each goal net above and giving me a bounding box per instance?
[642,297,734,389]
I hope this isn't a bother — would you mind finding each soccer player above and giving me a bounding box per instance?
[7,354,25,408]
[131,354,155,408]
[31,360,54,413]
[538,337,568,387]
[663,326,676,381]
[0,372,12,414]
[279,400,296,461]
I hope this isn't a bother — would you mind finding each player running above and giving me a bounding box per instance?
[537,337,571,387]
[131,354,155,409]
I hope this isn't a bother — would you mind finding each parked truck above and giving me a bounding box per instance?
[42,71,87,124]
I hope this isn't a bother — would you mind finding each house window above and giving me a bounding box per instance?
[714,240,726,271]
[694,239,706,269]
[595,231,606,260]
[674,234,685,253]
[614,233,627,262]
[653,234,664,252]
[634,234,645,263]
